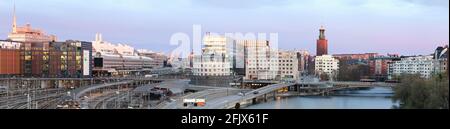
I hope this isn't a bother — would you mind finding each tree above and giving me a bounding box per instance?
[337,59,370,81]
[393,73,449,109]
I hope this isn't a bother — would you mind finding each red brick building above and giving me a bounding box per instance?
[368,54,400,81]
[0,41,21,76]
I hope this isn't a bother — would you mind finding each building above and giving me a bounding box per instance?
[315,55,339,78]
[192,34,233,76]
[368,54,401,81]
[0,41,21,76]
[278,51,299,81]
[7,5,57,42]
[296,50,311,74]
[434,45,448,74]
[137,49,167,69]
[316,26,328,56]
[240,40,275,80]
[333,53,379,62]
[0,40,92,78]
[388,56,437,79]
[237,40,299,81]
[191,33,234,87]
[92,33,154,77]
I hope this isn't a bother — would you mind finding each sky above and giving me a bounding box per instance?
[0,0,448,55]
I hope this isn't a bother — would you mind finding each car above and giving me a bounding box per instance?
[238,92,245,96]
[253,91,259,94]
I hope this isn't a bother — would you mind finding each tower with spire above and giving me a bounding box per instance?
[12,1,17,33]
[319,26,326,40]
[316,25,328,56]
[7,1,57,42]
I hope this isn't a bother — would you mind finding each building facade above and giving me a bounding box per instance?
[192,34,233,76]
[0,40,92,78]
[92,33,154,77]
[315,55,339,77]
[388,56,437,79]
[333,53,379,61]
[434,45,448,74]
[296,50,311,74]
[0,41,21,76]
[138,49,167,69]
[278,51,299,81]
[368,54,401,81]
[191,34,234,87]
[240,40,275,80]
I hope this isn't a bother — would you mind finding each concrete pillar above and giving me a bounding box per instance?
[252,98,257,104]
[264,94,268,102]
[273,92,276,100]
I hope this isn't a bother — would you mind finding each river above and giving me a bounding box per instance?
[245,87,399,109]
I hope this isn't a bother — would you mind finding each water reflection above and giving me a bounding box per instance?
[246,87,398,109]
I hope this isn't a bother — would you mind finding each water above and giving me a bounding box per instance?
[245,87,398,109]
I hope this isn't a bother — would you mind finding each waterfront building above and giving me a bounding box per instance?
[278,51,299,81]
[315,55,339,77]
[240,39,275,80]
[388,55,437,79]
[368,54,401,81]
[296,50,311,74]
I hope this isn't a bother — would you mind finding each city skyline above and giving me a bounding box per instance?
[0,0,448,55]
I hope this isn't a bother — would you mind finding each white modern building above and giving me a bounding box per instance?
[388,55,437,79]
[137,49,167,69]
[192,34,233,76]
[315,55,340,77]
[241,40,276,80]
[92,33,156,76]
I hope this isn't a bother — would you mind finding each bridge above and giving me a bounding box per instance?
[201,81,397,109]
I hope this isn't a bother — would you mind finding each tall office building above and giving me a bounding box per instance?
[192,34,232,77]
[316,26,328,56]
[191,33,235,87]
[239,40,275,80]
